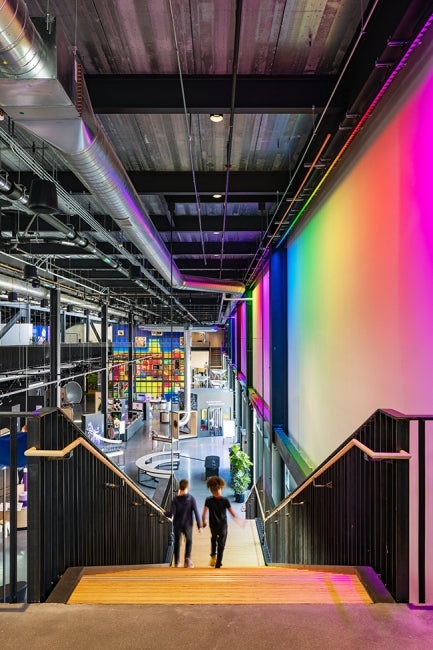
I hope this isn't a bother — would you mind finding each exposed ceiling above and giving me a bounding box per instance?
[0,0,430,325]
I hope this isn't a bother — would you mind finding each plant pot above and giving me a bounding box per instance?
[234,492,245,503]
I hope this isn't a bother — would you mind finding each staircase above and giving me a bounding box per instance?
[209,346,222,368]
[66,565,373,605]
[50,519,374,606]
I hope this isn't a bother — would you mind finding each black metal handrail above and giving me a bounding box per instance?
[265,437,410,520]
[247,409,431,603]
[25,438,168,517]
[23,408,173,602]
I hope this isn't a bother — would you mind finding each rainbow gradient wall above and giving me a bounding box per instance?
[238,300,247,377]
[287,30,433,465]
[252,268,270,407]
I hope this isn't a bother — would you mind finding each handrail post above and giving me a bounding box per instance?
[8,420,18,602]
[408,417,433,604]
[418,419,426,604]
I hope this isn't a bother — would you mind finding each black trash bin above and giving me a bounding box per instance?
[204,455,220,479]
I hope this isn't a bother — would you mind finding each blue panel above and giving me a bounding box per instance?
[0,432,28,467]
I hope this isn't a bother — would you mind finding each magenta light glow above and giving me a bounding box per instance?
[252,269,270,406]
[286,24,433,465]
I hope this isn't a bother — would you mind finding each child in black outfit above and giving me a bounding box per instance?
[170,479,201,568]
[202,475,239,568]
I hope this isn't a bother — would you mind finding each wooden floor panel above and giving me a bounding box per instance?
[68,566,372,605]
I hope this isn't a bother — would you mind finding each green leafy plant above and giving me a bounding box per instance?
[229,444,252,495]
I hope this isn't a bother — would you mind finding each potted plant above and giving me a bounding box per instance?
[229,444,253,502]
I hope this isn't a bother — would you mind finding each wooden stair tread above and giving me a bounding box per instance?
[68,566,372,605]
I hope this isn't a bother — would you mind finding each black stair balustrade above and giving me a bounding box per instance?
[247,409,430,603]
[22,408,172,602]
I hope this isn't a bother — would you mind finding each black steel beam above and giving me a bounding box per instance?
[160,214,266,231]
[7,171,290,195]
[171,241,257,255]
[85,74,341,114]
[165,194,279,204]
[2,214,265,238]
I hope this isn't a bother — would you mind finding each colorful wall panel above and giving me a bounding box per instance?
[238,301,247,377]
[252,268,270,408]
[111,326,184,400]
[287,33,433,465]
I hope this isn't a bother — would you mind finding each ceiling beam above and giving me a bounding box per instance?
[0,212,266,233]
[52,257,249,272]
[175,259,249,271]
[8,171,290,195]
[160,214,266,231]
[85,74,342,114]
[12,241,257,256]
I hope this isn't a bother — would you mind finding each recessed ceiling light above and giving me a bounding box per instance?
[210,113,224,123]
[212,193,222,199]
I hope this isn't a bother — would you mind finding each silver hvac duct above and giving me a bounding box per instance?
[0,273,126,318]
[0,1,245,298]
[0,169,192,321]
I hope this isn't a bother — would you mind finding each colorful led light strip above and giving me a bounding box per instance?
[237,370,247,389]
[248,388,270,422]
[267,134,332,248]
[277,12,433,247]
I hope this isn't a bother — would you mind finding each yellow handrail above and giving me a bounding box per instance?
[263,438,411,523]
[25,438,170,519]
[249,483,266,521]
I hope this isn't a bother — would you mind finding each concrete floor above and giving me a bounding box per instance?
[1,601,433,649]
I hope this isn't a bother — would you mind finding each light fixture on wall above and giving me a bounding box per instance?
[210,113,223,123]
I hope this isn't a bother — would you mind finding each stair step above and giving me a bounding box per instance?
[209,346,222,367]
[67,566,372,605]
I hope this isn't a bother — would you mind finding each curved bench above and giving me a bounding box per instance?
[136,451,180,486]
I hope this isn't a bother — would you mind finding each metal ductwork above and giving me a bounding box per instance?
[0,1,245,298]
[0,272,126,317]
[0,169,194,322]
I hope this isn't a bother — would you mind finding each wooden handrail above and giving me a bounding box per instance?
[249,483,266,521]
[264,438,411,522]
[25,438,170,519]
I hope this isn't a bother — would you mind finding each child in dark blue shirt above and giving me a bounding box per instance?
[170,479,201,568]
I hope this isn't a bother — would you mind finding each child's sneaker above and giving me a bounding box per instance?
[209,555,216,567]
[184,558,194,568]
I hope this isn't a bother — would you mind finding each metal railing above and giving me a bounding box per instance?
[1,407,173,603]
[247,409,432,603]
